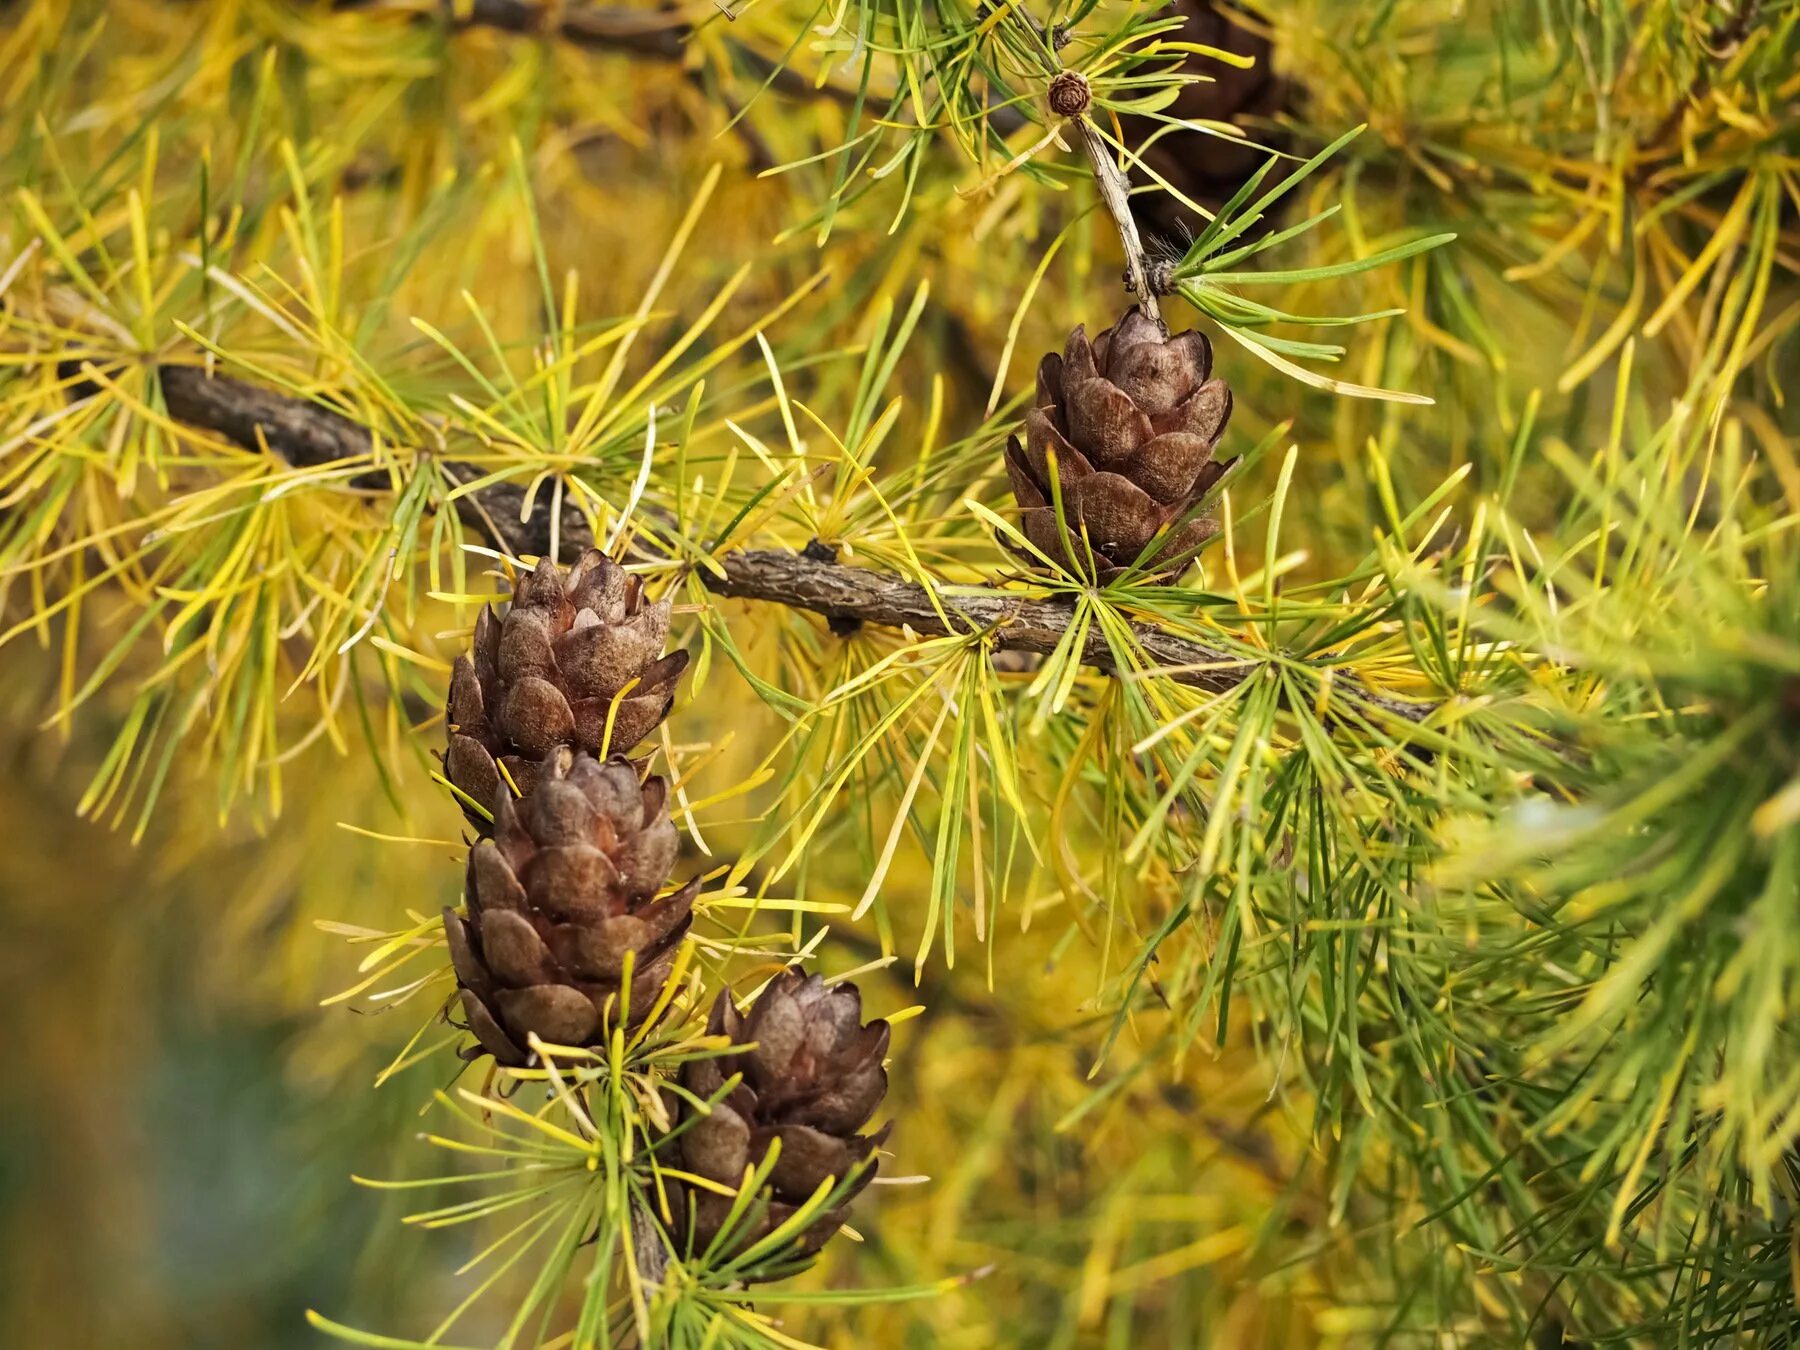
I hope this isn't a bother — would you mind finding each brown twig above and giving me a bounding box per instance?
[630,1205,669,1288]
[158,365,588,558]
[700,549,1428,721]
[146,365,1431,724]
[1074,116,1162,325]
[160,365,373,469]
[1006,5,1163,325]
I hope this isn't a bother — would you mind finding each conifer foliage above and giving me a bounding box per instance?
[1,0,1797,1346]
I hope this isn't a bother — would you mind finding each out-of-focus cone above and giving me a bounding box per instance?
[1131,1,1284,241]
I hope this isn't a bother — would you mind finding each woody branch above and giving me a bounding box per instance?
[150,366,1432,724]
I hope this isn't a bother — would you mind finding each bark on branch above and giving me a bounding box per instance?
[1074,116,1164,326]
[158,365,588,559]
[146,365,1431,725]
[701,549,1429,722]
[161,365,372,469]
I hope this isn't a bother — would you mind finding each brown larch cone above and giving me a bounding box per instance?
[442,747,697,1066]
[1129,0,1284,241]
[1004,306,1232,583]
[444,550,688,826]
[676,973,891,1270]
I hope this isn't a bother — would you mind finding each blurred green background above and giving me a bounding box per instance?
[0,643,425,1348]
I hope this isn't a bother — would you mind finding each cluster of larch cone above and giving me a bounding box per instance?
[438,548,892,1269]
[431,0,1267,1263]
[431,300,1235,1271]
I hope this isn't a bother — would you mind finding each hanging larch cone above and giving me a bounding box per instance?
[1005,306,1232,583]
[1128,0,1284,240]
[676,972,891,1270]
[442,747,696,1067]
[445,550,688,824]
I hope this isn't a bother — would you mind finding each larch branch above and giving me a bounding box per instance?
[701,549,1428,722]
[1004,5,1163,324]
[1074,116,1162,326]
[146,365,1433,725]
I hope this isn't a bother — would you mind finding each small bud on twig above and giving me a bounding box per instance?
[1047,71,1091,118]
[1124,259,1179,297]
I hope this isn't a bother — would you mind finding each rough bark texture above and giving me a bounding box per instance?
[157,366,584,557]
[148,365,1432,724]
[703,549,1429,721]
[159,366,374,470]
